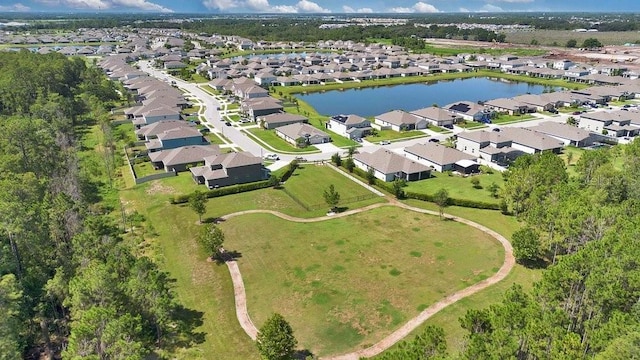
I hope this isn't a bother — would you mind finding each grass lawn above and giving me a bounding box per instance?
[457,121,487,130]
[226,114,241,121]
[219,206,504,356]
[247,128,320,154]
[132,161,161,178]
[491,114,535,125]
[559,146,585,177]
[426,125,452,134]
[227,103,240,111]
[404,171,504,205]
[393,200,542,355]
[206,132,228,145]
[365,129,427,143]
[282,164,381,210]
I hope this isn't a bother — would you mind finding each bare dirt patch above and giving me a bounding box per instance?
[146,180,176,195]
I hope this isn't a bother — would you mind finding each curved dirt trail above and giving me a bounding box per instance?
[221,202,514,359]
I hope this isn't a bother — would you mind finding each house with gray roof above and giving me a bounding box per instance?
[135,120,188,140]
[145,127,208,153]
[484,98,530,115]
[275,123,331,147]
[445,101,493,123]
[353,149,431,182]
[410,107,461,127]
[579,111,640,137]
[259,112,308,129]
[242,97,284,120]
[528,121,597,147]
[133,106,182,128]
[457,127,563,163]
[327,114,372,139]
[374,110,427,131]
[190,151,268,189]
[149,145,220,172]
[404,143,478,173]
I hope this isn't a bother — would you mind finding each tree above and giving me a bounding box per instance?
[566,152,574,166]
[392,179,405,199]
[566,39,577,48]
[566,116,577,126]
[366,167,376,185]
[511,227,541,264]
[470,177,481,189]
[323,184,340,212]
[343,157,355,173]
[256,313,297,360]
[198,224,225,259]
[487,182,500,198]
[0,274,24,359]
[582,38,603,49]
[347,145,357,158]
[189,190,207,224]
[331,153,342,167]
[434,188,449,219]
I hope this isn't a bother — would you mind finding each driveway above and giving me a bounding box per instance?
[314,142,342,154]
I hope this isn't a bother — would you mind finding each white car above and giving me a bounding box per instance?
[264,154,280,161]
[379,140,391,145]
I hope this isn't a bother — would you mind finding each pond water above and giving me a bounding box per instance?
[297,77,562,117]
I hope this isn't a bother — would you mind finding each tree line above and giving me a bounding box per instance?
[0,50,197,359]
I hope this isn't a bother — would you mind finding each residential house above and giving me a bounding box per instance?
[579,111,640,137]
[275,123,331,147]
[259,113,308,129]
[145,127,208,153]
[446,101,493,123]
[242,97,284,120]
[374,110,427,131]
[410,107,461,127]
[457,127,563,163]
[404,143,478,173]
[133,106,182,128]
[353,149,431,182]
[135,120,187,140]
[484,98,530,115]
[190,151,268,189]
[149,145,220,172]
[326,114,372,139]
[528,121,597,147]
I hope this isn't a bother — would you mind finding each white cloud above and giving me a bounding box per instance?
[493,0,533,2]
[390,2,438,13]
[296,0,330,13]
[112,0,173,12]
[459,7,470,12]
[271,4,297,12]
[342,5,372,13]
[202,0,238,10]
[481,4,504,11]
[203,0,328,13]
[0,3,30,11]
[35,0,172,12]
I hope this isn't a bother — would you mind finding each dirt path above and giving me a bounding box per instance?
[221,201,515,359]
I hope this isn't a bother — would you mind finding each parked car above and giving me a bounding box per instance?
[428,138,440,143]
[492,128,501,132]
[264,153,279,161]
[294,156,307,162]
[572,111,582,115]
[355,138,363,143]
[225,121,232,126]
[379,140,391,145]
[199,128,210,134]
[239,118,251,124]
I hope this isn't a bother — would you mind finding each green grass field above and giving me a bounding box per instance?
[219,206,504,356]
[366,129,428,143]
[505,29,640,46]
[282,164,381,210]
[246,128,320,153]
[491,114,536,124]
[393,200,542,355]
[404,171,504,204]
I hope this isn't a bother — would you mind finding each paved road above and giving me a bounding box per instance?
[220,200,515,360]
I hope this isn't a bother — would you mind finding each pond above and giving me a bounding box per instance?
[297,77,563,117]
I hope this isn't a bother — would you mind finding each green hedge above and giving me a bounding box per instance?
[170,180,272,204]
[404,191,501,210]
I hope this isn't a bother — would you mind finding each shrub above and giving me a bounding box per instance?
[170,180,272,204]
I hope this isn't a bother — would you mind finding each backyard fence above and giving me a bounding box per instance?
[280,187,378,212]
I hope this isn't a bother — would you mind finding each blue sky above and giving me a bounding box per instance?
[0,0,639,14]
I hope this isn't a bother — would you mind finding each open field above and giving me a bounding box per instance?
[505,30,640,46]
[219,206,504,356]
[388,200,542,355]
[282,164,382,210]
[404,171,504,205]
